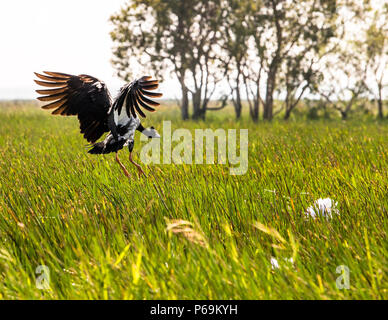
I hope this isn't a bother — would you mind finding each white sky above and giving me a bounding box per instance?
[0,0,177,100]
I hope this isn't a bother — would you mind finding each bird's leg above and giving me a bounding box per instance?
[129,152,146,177]
[115,152,131,178]
[128,140,146,178]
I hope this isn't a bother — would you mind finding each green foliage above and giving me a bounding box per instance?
[109,0,387,120]
[110,0,227,119]
[110,0,344,120]
[0,103,387,299]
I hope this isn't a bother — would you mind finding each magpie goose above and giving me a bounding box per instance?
[34,71,162,178]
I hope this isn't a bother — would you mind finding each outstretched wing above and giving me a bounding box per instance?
[34,71,112,143]
[113,76,162,118]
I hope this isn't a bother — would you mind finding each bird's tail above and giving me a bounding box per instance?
[88,138,126,154]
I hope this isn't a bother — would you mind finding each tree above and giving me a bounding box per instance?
[316,0,373,119]
[185,1,226,120]
[218,0,251,120]
[235,0,267,122]
[218,0,266,122]
[110,0,225,120]
[278,2,338,120]
[260,0,283,120]
[362,3,388,119]
[281,57,316,120]
[110,0,383,122]
[238,0,339,121]
[319,50,368,119]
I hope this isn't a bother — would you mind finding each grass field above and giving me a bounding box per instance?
[0,101,387,299]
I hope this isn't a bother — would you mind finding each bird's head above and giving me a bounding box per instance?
[141,126,161,139]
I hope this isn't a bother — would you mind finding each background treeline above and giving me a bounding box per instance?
[110,0,388,121]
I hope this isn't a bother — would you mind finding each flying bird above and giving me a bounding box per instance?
[34,71,162,178]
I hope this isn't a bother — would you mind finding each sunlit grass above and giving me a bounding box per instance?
[0,102,387,299]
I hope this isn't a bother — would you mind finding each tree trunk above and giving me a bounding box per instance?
[264,1,282,121]
[192,90,204,120]
[234,102,242,119]
[284,107,292,120]
[264,69,276,120]
[250,99,259,122]
[234,86,242,120]
[250,84,260,122]
[377,99,383,119]
[181,84,189,120]
[340,111,348,120]
[377,84,384,119]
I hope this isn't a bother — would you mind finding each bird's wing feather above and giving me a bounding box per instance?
[34,71,112,143]
[113,76,162,118]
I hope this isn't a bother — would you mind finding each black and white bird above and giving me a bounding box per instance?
[34,71,162,178]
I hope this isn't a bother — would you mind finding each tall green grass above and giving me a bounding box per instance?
[0,103,387,299]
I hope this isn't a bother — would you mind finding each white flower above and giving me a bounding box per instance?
[306,198,339,219]
[270,257,280,269]
[270,257,294,270]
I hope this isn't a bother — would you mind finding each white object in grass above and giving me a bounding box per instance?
[270,257,294,270]
[270,257,280,269]
[306,198,339,219]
